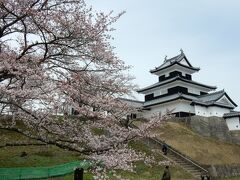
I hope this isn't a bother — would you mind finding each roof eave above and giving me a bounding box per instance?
[191,101,235,109]
[137,77,216,93]
[223,112,240,118]
[150,62,200,74]
[143,96,192,108]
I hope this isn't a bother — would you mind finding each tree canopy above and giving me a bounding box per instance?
[0,0,167,177]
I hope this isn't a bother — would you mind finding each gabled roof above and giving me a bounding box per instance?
[137,76,217,93]
[197,90,226,102]
[191,90,237,108]
[150,51,200,73]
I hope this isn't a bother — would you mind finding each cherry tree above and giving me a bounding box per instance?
[0,0,169,177]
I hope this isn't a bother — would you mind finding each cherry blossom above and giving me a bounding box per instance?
[0,0,169,178]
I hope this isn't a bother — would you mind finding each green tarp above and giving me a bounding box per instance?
[0,160,93,180]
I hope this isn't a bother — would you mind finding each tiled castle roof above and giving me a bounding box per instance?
[150,51,200,73]
[137,76,216,93]
[191,90,237,108]
[197,90,225,102]
[141,90,237,109]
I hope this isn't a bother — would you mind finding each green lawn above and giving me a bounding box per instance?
[0,145,82,168]
[52,163,194,180]
[0,129,195,180]
[116,161,194,180]
[0,128,83,168]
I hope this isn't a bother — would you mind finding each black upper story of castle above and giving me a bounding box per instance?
[158,70,192,81]
[139,51,214,102]
[145,70,209,102]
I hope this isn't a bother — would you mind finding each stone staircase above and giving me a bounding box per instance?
[167,152,202,178]
[144,137,208,180]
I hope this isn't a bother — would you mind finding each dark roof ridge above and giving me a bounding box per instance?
[150,59,200,73]
[223,111,240,118]
[165,53,183,62]
[137,76,217,93]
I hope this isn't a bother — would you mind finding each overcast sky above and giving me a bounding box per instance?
[89,0,240,110]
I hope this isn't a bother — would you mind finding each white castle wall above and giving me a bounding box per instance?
[143,100,195,118]
[194,105,208,116]
[194,105,230,117]
[225,117,240,131]
[208,106,231,117]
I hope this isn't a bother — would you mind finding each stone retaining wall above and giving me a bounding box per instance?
[170,116,240,179]
[171,115,240,145]
[208,164,240,179]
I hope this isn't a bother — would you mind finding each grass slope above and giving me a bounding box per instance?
[0,129,82,167]
[154,121,240,165]
[121,140,194,180]
[0,129,195,180]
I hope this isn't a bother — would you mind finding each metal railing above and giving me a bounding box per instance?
[150,137,208,173]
